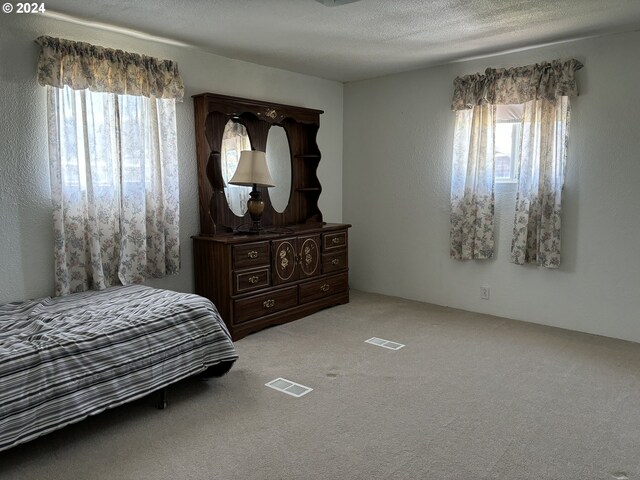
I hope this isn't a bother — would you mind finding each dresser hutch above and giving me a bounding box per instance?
[192,93,350,340]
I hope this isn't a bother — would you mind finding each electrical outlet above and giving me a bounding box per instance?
[480,286,490,300]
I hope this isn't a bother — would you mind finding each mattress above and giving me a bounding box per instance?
[0,285,237,451]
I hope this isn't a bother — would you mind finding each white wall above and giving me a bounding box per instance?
[0,14,343,304]
[344,30,640,342]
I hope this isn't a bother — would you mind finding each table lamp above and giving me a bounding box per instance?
[229,150,275,234]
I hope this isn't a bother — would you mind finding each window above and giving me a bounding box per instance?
[495,121,520,182]
[450,59,581,267]
[495,104,524,183]
[37,36,185,294]
[48,85,181,294]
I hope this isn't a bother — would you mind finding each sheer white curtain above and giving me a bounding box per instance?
[511,97,570,267]
[450,105,496,260]
[37,36,183,295]
[450,59,582,266]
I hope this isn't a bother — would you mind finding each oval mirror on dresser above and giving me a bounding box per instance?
[221,119,252,217]
[265,124,292,213]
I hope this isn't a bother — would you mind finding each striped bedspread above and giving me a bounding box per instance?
[0,285,238,452]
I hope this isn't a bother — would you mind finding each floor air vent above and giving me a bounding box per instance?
[265,378,313,397]
[365,337,405,350]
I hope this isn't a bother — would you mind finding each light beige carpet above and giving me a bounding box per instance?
[1,290,639,479]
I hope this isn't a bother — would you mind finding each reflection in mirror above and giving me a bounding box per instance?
[266,125,291,213]
[221,120,252,216]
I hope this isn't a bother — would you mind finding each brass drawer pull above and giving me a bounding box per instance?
[247,250,258,259]
[263,299,275,308]
[320,284,330,292]
[331,258,340,265]
[331,237,341,245]
[248,275,259,284]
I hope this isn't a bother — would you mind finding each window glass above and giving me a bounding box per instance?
[495,104,524,182]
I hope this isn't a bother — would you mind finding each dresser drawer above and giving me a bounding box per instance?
[233,286,298,325]
[322,251,348,274]
[233,242,270,269]
[299,273,348,304]
[323,230,347,251]
[234,267,270,294]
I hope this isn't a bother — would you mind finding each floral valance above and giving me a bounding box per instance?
[451,58,583,110]
[35,36,184,101]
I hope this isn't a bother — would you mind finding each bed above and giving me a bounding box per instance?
[0,284,238,452]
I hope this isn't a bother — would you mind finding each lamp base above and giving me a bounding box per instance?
[235,184,266,235]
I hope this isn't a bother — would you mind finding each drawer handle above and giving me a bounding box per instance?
[320,284,330,292]
[248,275,259,284]
[331,237,341,245]
[263,299,275,308]
[331,258,340,265]
[247,250,258,259]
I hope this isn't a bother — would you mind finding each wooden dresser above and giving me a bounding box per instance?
[194,223,350,340]
[192,93,350,340]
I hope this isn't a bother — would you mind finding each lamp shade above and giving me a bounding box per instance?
[229,150,275,187]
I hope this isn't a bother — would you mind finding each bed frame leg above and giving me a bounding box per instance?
[156,387,168,410]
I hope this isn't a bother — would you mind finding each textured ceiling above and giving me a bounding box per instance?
[44,0,640,82]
